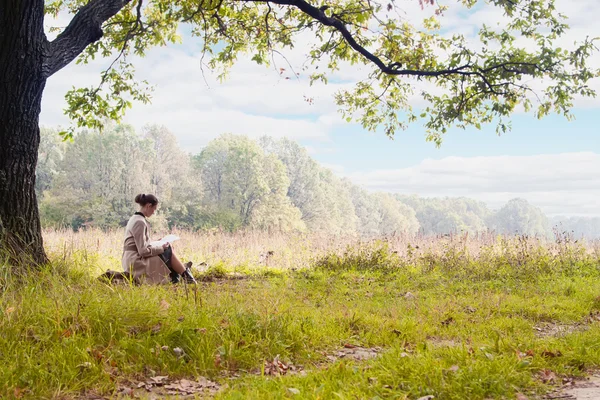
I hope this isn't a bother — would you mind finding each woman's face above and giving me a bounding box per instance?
[143,203,158,217]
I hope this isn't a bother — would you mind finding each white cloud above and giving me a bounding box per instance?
[342,152,600,217]
[40,45,341,151]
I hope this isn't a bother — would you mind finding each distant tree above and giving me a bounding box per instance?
[396,195,490,234]
[40,124,154,229]
[142,125,203,229]
[310,169,358,235]
[373,193,420,235]
[251,154,306,232]
[488,198,552,238]
[345,181,382,236]
[260,136,362,235]
[551,216,600,240]
[194,134,304,231]
[259,137,322,225]
[143,125,188,201]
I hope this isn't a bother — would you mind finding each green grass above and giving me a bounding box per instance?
[1,237,600,399]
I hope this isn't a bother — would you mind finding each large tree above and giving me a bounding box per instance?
[0,0,597,264]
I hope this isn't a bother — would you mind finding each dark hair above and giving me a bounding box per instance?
[134,193,159,206]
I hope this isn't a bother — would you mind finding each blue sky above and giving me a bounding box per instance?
[311,110,600,171]
[40,0,600,217]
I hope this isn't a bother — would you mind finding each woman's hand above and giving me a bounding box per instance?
[162,242,170,250]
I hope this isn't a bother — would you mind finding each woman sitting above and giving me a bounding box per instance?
[122,193,196,284]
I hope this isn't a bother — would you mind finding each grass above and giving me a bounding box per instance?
[1,230,600,399]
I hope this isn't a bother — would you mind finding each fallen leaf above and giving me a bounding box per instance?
[161,377,220,395]
[541,350,563,358]
[195,328,207,334]
[119,387,135,396]
[515,394,528,400]
[177,315,184,322]
[562,376,574,385]
[173,347,185,357]
[417,396,435,400]
[159,299,170,311]
[538,369,557,384]
[150,375,169,384]
[151,323,162,334]
[89,348,103,361]
[161,345,169,351]
[448,365,460,372]
[288,387,300,395]
[6,306,15,315]
[343,343,356,349]
[128,326,141,335]
[13,387,24,399]
[263,355,296,376]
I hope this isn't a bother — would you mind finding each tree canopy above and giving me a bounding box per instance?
[48,0,598,143]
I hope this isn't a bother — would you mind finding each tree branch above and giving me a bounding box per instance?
[248,0,549,83]
[43,0,133,78]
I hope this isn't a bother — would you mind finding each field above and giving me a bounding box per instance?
[2,229,600,399]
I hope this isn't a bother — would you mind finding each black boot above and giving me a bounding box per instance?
[170,270,180,284]
[181,262,197,284]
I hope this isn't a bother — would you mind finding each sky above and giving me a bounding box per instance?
[39,0,600,217]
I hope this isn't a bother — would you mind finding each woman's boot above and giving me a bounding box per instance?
[181,261,197,284]
[170,270,180,284]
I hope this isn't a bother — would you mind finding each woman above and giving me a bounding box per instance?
[122,193,196,284]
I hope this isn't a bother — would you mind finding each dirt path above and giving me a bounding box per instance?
[544,375,600,399]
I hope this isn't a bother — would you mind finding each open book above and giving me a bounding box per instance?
[149,234,180,247]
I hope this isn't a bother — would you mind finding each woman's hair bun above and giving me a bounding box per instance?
[135,193,158,206]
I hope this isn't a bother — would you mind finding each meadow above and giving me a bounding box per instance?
[2,229,600,399]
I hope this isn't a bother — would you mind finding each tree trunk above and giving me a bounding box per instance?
[0,0,49,266]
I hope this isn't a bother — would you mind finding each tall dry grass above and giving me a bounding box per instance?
[42,227,600,276]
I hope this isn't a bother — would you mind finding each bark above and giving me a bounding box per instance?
[0,0,133,266]
[43,0,132,78]
[0,0,48,265]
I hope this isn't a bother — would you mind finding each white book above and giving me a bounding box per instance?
[149,234,180,247]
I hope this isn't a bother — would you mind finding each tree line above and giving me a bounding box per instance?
[36,124,600,240]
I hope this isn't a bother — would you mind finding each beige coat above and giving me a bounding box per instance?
[121,214,170,284]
